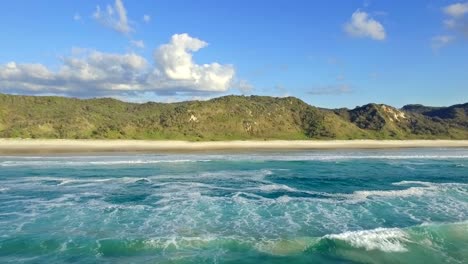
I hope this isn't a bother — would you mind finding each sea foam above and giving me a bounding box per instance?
[324,227,410,252]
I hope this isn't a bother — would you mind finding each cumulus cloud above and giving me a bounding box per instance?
[93,0,132,34]
[344,10,386,40]
[440,2,468,36]
[154,34,235,92]
[444,2,468,18]
[0,34,235,97]
[308,84,353,95]
[0,51,147,95]
[143,14,151,23]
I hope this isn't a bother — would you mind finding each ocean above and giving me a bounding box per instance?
[0,148,467,263]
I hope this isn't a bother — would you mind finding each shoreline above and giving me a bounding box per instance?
[0,139,467,154]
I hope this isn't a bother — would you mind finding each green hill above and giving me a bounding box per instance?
[0,93,466,140]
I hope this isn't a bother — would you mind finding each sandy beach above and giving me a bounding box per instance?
[0,139,467,154]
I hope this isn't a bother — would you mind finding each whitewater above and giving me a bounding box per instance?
[0,148,467,263]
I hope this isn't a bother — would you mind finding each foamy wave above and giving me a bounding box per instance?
[253,181,467,202]
[20,176,153,186]
[324,227,410,252]
[258,184,297,192]
[392,180,434,186]
[350,187,431,199]
[143,235,220,250]
[88,159,212,165]
[0,159,211,167]
[347,181,468,200]
[392,181,468,187]
[242,154,468,161]
[2,150,467,168]
[276,195,292,203]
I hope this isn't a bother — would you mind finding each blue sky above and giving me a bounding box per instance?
[0,0,467,108]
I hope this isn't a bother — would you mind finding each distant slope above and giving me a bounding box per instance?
[0,93,466,140]
[403,103,468,127]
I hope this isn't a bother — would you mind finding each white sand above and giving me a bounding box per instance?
[0,139,467,153]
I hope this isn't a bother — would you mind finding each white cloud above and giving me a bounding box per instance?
[441,3,468,30]
[143,14,151,23]
[443,2,468,18]
[344,10,386,40]
[130,40,145,48]
[73,13,81,21]
[0,34,236,97]
[153,33,235,92]
[0,51,147,95]
[442,2,468,35]
[93,0,133,34]
[431,35,455,50]
[435,3,468,50]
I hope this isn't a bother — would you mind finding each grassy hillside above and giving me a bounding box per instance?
[0,93,466,140]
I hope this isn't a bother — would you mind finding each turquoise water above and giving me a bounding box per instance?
[0,149,467,263]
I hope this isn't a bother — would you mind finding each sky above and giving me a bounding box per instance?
[0,0,467,108]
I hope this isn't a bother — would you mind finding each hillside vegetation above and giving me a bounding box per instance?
[0,93,466,140]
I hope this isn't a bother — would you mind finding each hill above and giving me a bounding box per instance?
[0,93,466,140]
